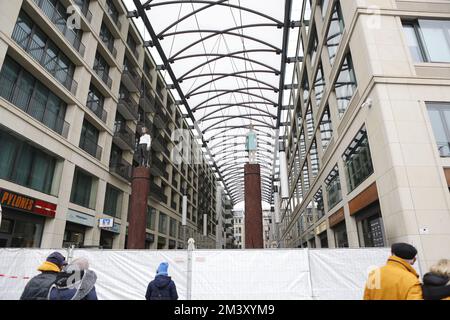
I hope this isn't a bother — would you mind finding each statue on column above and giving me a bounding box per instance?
[245,124,258,164]
[138,127,151,167]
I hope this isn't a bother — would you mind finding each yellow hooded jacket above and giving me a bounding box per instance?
[364,255,423,300]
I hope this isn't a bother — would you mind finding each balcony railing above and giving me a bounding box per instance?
[140,93,156,113]
[94,67,113,89]
[32,0,86,57]
[117,95,139,120]
[86,100,108,123]
[101,38,117,58]
[73,0,93,23]
[106,2,121,31]
[12,23,78,95]
[149,181,168,204]
[113,124,135,150]
[110,158,132,182]
[79,135,102,160]
[122,66,141,92]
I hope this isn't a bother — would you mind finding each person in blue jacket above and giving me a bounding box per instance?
[145,262,178,300]
[48,257,98,300]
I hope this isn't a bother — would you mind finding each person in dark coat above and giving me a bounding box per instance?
[20,252,66,300]
[145,262,178,300]
[422,259,450,300]
[48,257,98,300]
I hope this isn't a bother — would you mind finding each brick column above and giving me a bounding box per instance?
[127,167,150,249]
[244,164,263,248]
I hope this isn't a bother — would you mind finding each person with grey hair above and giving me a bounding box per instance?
[48,257,98,300]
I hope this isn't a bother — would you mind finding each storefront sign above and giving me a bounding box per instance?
[101,222,121,234]
[0,189,56,218]
[99,218,114,228]
[67,209,95,227]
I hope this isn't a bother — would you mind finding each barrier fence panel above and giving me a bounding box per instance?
[308,248,392,300]
[191,249,312,300]
[0,247,417,300]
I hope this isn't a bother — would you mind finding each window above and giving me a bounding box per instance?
[343,127,374,192]
[310,139,319,178]
[158,213,168,234]
[314,63,326,106]
[0,57,67,136]
[302,72,309,107]
[100,22,116,56]
[93,52,111,87]
[403,20,450,63]
[0,129,57,195]
[325,1,345,66]
[308,26,318,65]
[70,167,96,208]
[334,53,357,116]
[80,119,101,159]
[334,221,348,247]
[106,0,120,25]
[320,0,330,18]
[147,207,157,230]
[104,184,122,218]
[427,102,450,157]
[302,163,310,194]
[313,188,325,220]
[86,84,106,121]
[325,166,342,209]
[305,103,314,141]
[12,12,76,92]
[319,106,333,151]
[170,218,177,237]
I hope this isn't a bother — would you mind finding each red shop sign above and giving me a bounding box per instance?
[0,189,56,218]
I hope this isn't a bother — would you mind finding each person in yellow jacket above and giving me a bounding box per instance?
[364,243,423,300]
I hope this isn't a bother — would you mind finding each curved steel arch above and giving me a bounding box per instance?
[219,159,273,172]
[202,123,276,135]
[189,87,278,99]
[181,70,277,82]
[208,140,273,152]
[208,135,274,150]
[145,1,284,37]
[202,113,276,125]
[193,90,278,110]
[179,54,281,82]
[199,106,276,122]
[194,101,277,112]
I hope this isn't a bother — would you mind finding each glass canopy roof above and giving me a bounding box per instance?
[124,0,302,205]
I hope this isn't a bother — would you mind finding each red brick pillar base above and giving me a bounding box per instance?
[127,167,150,249]
[244,163,264,248]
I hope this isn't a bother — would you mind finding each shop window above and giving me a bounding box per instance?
[147,207,156,230]
[100,230,114,249]
[158,213,168,234]
[333,221,348,248]
[319,232,328,248]
[343,127,374,192]
[356,202,385,248]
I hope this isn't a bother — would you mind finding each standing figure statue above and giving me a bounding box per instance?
[245,124,258,164]
[138,127,152,167]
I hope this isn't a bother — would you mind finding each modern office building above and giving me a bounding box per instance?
[0,0,220,249]
[233,210,244,249]
[277,0,450,269]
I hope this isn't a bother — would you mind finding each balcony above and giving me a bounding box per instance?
[94,67,113,89]
[110,158,132,182]
[140,93,156,113]
[74,0,93,23]
[150,155,168,179]
[122,67,141,93]
[79,135,102,160]
[106,1,121,31]
[152,112,165,129]
[32,0,86,57]
[149,181,168,204]
[101,38,117,59]
[12,23,78,95]
[113,124,135,151]
[86,101,108,123]
[117,96,139,120]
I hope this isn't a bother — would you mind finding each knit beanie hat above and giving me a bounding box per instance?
[392,243,418,260]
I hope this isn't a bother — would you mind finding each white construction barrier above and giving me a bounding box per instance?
[0,247,413,300]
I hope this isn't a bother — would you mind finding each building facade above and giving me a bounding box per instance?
[233,210,244,249]
[262,209,275,248]
[0,0,219,250]
[278,0,450,269]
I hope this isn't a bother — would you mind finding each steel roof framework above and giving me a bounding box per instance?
[130,0,295,205]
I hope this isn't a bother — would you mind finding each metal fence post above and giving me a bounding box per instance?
[186,238,195,300]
